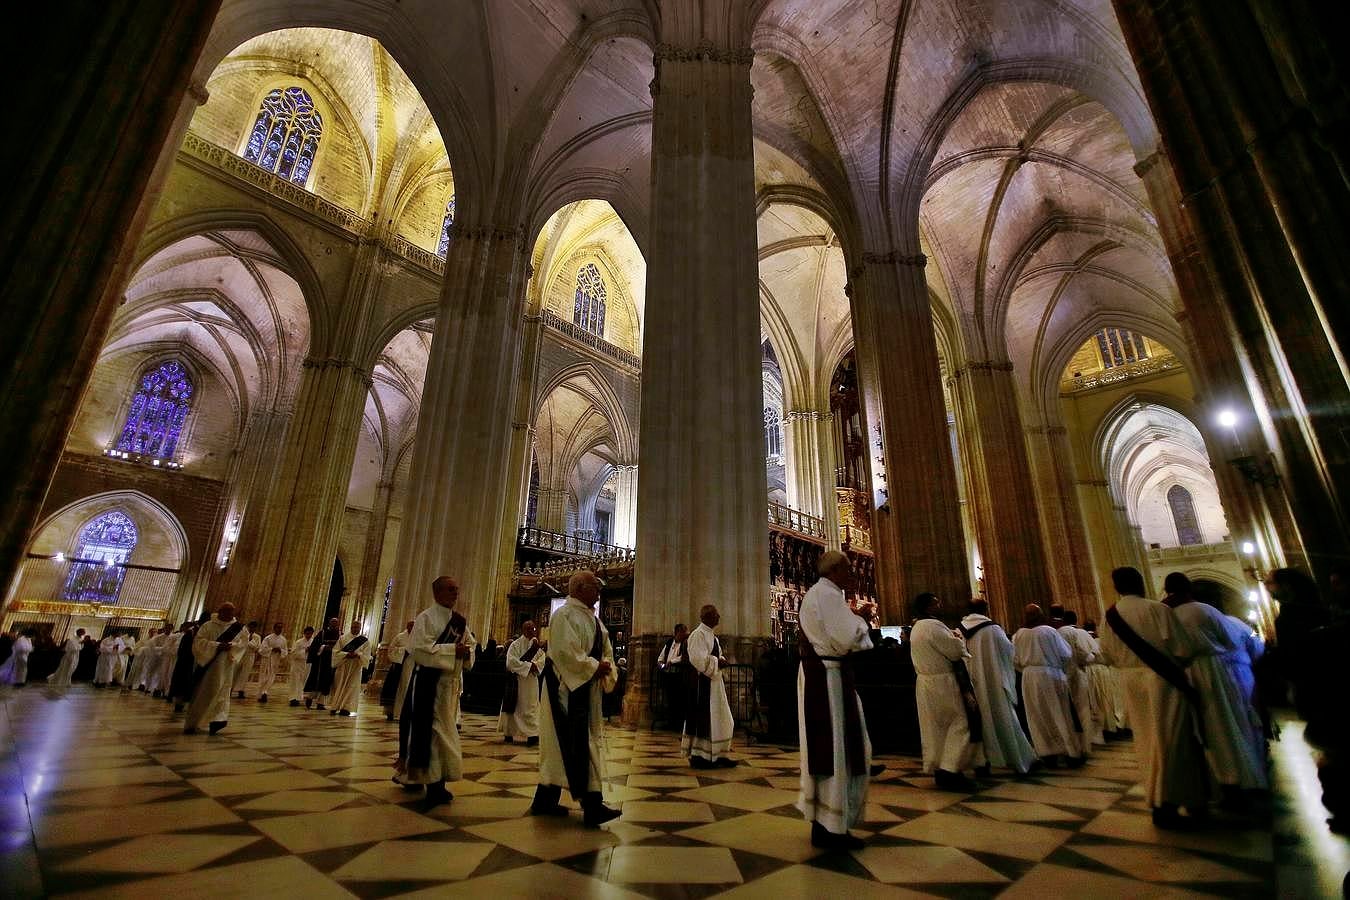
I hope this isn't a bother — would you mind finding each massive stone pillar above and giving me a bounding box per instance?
[849,256,971,622]
[627,41,765,723]
[389,227,529,642]
[949,361,1052,625]
[1025,423,1102,611]
[1114,0,1350,578]
[356,479,395,633]
[0,1,219,600]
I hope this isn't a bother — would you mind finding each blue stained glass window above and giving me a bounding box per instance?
[1095,328,1151,370]
[573,262,607,337]
[1167,484,1204,546]
[62,512,139,604]
[242,86,323,186]
[437,194,456,259]
[116,360,193,460]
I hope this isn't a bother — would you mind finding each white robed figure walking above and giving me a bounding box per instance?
[256,623,288,702]
[0,633,33,686]
[184,603,248,735]
[154,627,183,697]
[287,627,315,706]
[960,601,1036,774]
[231,623,261,698]
[328,619,371,716]
[94,634,122,686]
[682,605,736,767]
[1014,607,1082,764]
[910,593,978,789]
[1058,611,1103,750]
[796,551,874,849]
[116,635,135,685]
[48,630,84,686]
[531,571,621,827]
[499,621,545,743]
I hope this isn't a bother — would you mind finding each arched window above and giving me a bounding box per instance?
[242,86,323,185]
[525,458,540,527]
[116,360,194,460]
[1167,484,1203,546]
[437,194,456,259]
[573,263,607,337]
[62,511,138,604]
[764,407,783,459]
[1094,328,1150,370]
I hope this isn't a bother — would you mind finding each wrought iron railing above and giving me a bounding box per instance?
[768,501,826,540]
[540,310,641,369]
[1063,354,1180,393]
[518,526,636,561]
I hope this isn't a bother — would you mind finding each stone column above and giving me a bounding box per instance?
[612,464,638,549]
[1025,424,1102,610]
[628,41,764,724]
[0,2,220,601]
[849,256,970,622]
[948,361,1052,626]
[388,227,529,642]
[534,485,568,533]
[356,479,395,634]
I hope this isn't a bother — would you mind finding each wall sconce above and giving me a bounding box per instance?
[220,516,241,571]
[1215,408,1280,488]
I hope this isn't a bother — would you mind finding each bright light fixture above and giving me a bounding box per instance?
[1241,540,1256,555]
[1217,409,1239,429]
[1248,590,1259,604]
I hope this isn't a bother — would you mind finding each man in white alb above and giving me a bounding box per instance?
[48,629,84,687]
[500,620,545,744]
[115,633,135,687]
[381,620,415,721]
[0,630,33,686]
[257,622,288,703]
[184,602,248,735]
[1057,609,1102,751]
[797,550,874,849]
[231,621,261,699]
[911,592,978,790]
[287,625,315,707]
[328,619,372,717]
[683,604,736,768]
[94,633,122,687]
[1014,604,1083,768]
[960,599,1036,776]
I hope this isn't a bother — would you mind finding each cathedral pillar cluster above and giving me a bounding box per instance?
[389,226,531,643]
[628,39,765,723]
[1113,0,1350,578]
[849,256,970,623]
[1025,424,1101,616]
[611,464,638,549]
[355,478,395,630]
[784,410,839,547]
[948,361,1051,625]
[0,1,219,597]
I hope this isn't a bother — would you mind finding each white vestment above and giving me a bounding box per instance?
[1084,631,1124,732]
[48,637,81,686]
[1059,624,1102,751]
[1173,601,1268,789]
[184,618,248,730]
[911,617,975,774]
[499,634,545,738]
[115,636,134,685]
[94,636,122,684]
[400,604,476,784]
[329,632,372,712]
[257,633,289,697]
[1222,614,1263,707]
[0,636,32,685]
[796,576,872,833]
[231,630,261,693]
[681,622,734,760]
[538,596,614,797]
[1099,594,1206,808]
[126,635,153,688]
[154,633,182,694]
[288,635,313,702]
[1014,625,1079,758]
[960,615,1036,773]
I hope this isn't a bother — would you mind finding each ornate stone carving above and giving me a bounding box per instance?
[654,43,754,66]
[861,250,927,268]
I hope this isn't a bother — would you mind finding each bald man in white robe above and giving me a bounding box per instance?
[184,604,248,735]
[1014,606,1083,766]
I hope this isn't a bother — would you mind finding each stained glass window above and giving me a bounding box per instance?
[1167,484,1203,546]
[573,263,607,337]
[116,360,194,460]
[242,86,323,185]
[1095,328,1151,370]
[62,511,138,604]
[764,407,783,458]
[437,194,456,259]
[526,458,540,527]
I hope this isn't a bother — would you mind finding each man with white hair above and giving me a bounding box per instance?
[796,550,874,849]
[683,604,736,768]
[531,570,621,827]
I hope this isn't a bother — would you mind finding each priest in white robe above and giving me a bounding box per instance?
[256,622,288,702]
[499,620,544,744]
[125,630,155,690]
[287,626,315,706]
[48,629,84,686]
[94,634,121,686]
[960,600,1036,775]
[683,605,736,768]
[328,619,372,717]
[184,603,248,735]
[0,631,33,686]
[1014,605,1083,766]
[1083,625,1124,737]
[395,576,476,810]
[1058,610,1103,750]
[531,570,621,828]
[1099,567,1206,828]
[381,620,414,721]
[1221,612,1263,710]
[911,593,978,790]
[114,634,134,686]
[231,622,261,699]
[147,625,176,696]
[796,551,874,849]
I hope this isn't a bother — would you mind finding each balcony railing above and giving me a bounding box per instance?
[518,526,636,561]
[1146,541,1238,562]
[387,234,446,277]
[541,310,641,369]
[768,501,826,540]
[1062,354,1180,393]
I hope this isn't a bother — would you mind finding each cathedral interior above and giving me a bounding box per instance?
[2,0,1348,896]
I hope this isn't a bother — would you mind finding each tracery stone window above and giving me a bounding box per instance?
[1167,484,1203,546]
[573,262,607,337]
[62,511,138,604]
[242,86,323,185]
[437,194,456,259]
[115,360,194,460]
[1095,328,1150,370]
[764,407,783,459]
[525,458,540,527]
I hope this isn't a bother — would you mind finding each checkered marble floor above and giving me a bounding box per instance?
[0,685,1342,898]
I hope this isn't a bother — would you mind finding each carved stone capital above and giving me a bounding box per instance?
[654,42,755,66]
[187,79,210,106]
[953,359,1014,377]
[860,250,927,268]
[785,409,831,423]
[1133,150,1165,178]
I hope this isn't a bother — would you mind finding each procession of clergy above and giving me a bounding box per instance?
[13,549,1268,843]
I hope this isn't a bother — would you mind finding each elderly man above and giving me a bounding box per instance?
[797,550,874,849]
[255,622,287,703]
[288,625,315,707]
[531,570,621,827]
[960,599,1036,776]
[381,620,415,721]
[500,620,545,744]
[683,604,736,769]
[911,593,978,790]
[329,619,372,717]
[184,603,248,735]
[396,577,476,810]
